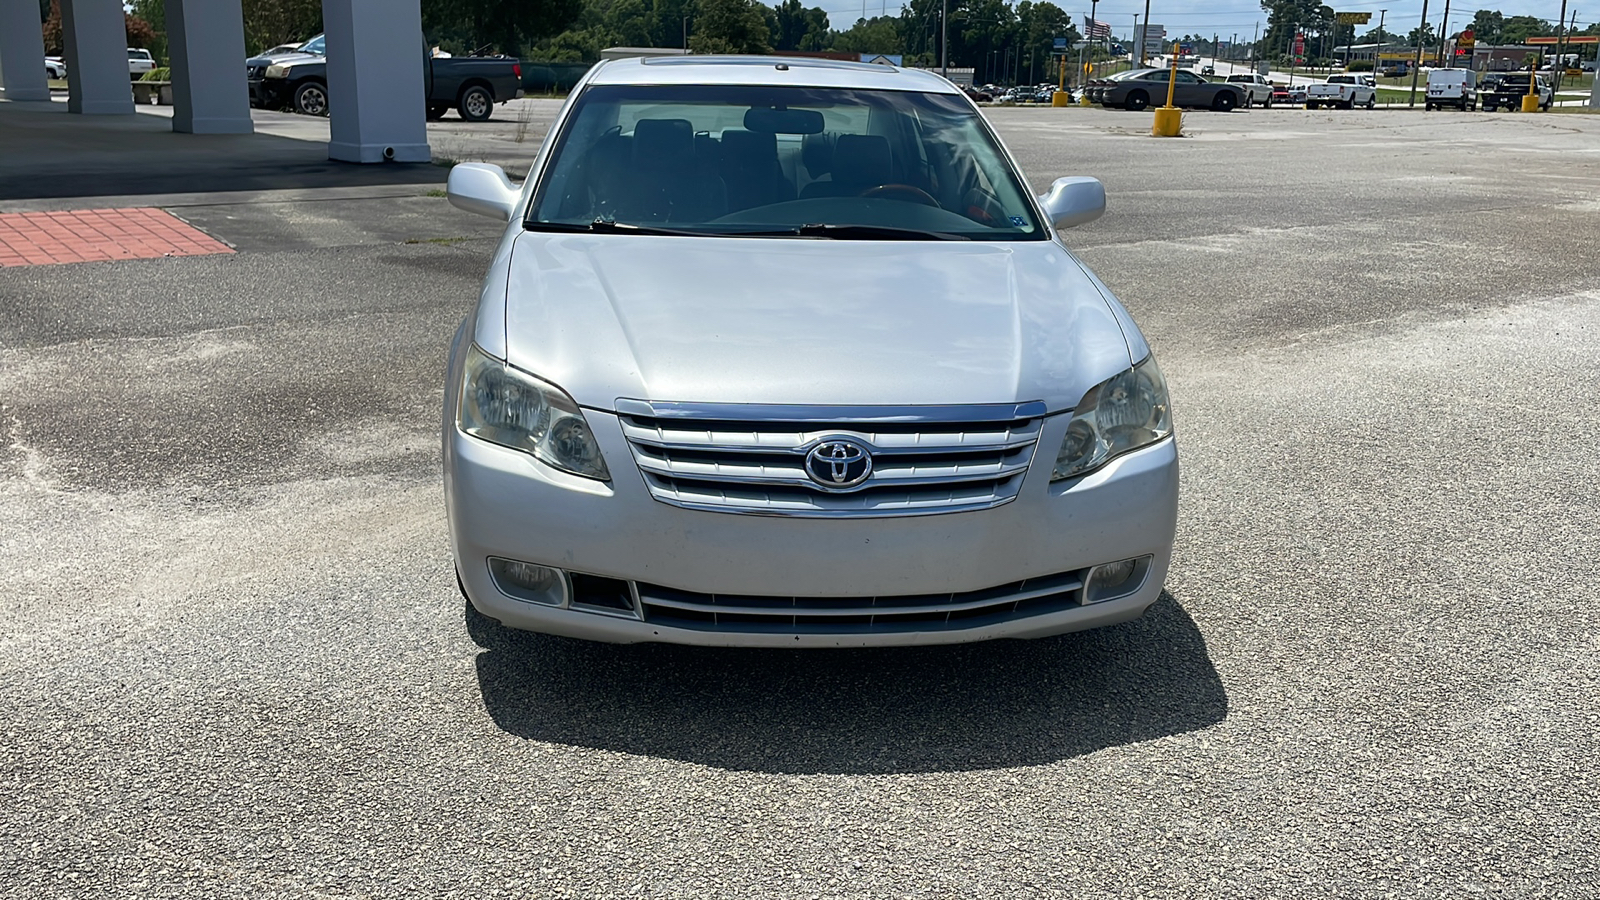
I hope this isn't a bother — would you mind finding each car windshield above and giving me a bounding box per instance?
[301,35,325,55]
[526,83,1043,241]
[1108,69,1160,81]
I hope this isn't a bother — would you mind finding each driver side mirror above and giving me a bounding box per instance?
[447,163,520,221]
[1037,177,1105,229]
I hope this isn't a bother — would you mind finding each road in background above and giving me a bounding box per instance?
[2,105,1598,896]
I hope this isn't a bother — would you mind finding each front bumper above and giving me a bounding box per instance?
[255,78,289,109]
[445,406,1180,647]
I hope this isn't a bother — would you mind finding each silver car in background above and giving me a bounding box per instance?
[443,56,1178,647]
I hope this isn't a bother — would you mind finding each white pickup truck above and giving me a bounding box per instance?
[1305,74,1376,110]
[1224,73,1274,108]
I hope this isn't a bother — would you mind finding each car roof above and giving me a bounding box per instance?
[586,55,961,93]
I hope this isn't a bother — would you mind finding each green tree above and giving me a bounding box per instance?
[1468,10,1504,45]
[1407,22,1436,47]
[424,0,585,56]
[1499,15,1549,44]
[829,15,902,54]
[772,0,829,52]
[691,0,772,53]
[1016,1,1076,84]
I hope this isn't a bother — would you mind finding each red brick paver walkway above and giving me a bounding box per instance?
[0,208,234,267]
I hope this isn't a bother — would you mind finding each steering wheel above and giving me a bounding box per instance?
[858,184,941,207]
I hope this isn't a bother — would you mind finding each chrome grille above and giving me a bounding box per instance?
[636,569,1086,633]
[616,400,1047,517]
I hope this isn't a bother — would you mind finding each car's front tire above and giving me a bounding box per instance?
[292,80,329,117]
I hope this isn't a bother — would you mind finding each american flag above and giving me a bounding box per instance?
[1084,17,1112,40]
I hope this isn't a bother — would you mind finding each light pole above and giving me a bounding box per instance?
[682,16,689,51]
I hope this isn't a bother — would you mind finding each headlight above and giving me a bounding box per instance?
[264,64,288,79]
[457,344,610,480]
[1051,354,1172,481]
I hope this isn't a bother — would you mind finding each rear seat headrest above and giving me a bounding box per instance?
[633,118,695,163]
[802,132,836,178]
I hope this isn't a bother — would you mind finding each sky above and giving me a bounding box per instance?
[811,0,1594,38]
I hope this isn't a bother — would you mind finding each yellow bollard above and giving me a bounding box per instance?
[1053,91,1071,107]
[1152,42,1183,137]
[1521,63,1541,112]
[1152,107,1182,135]
[1054,58,1069,108]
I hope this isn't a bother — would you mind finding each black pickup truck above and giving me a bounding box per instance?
[1479,73,1553,112]
[254,38,522,121]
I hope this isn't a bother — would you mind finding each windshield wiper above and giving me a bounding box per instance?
[717,223,970,241]
[796,223,969,241]
[523,219,709,237]
[525,220,971,241]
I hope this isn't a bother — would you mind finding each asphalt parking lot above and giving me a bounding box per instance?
[3,103,1599,897]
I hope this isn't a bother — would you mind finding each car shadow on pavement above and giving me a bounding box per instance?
[470,592,1227,774]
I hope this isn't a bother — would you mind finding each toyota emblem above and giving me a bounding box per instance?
[804,438,873,490]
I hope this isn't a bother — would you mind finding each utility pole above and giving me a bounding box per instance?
[940,0,948,77]
[1437,0,1451,69]
[1376,9,1386,76]
[1554,1,1571,93]
[1408,0,1429,106]
[1252,21,1259,70]
[1141,0,1152,66]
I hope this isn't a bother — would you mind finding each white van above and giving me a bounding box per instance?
[1426,68,1477,111]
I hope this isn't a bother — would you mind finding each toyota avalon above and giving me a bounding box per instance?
[443,56,1178,647]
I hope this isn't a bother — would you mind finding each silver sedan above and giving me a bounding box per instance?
[442,56,1178,647]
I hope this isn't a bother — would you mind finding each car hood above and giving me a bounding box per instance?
[497,234,1136,413]
[248,50,321,67]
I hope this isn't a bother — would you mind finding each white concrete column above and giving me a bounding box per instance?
[0,0,52,101]
[321,0,429,163]
[165,0,252,133]
[61,0,133,114]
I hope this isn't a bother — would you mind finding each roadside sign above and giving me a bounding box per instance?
[1457,28,1475,51]
[1336,12,1372,24]
[1528,35,1600,44]
[1054,37,1068,53]
[1180,42,1194,55]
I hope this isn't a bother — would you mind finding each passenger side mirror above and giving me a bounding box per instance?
[446,163,520,221]
[1037,176,1105,229]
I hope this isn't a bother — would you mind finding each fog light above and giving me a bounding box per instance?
[1084,556,1151,604]
[488,557,567,606]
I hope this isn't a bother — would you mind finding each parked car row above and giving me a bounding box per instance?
[964,82,1072,104]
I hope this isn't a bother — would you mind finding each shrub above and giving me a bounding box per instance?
[1347,60,1375,72]
[140,67,170,82]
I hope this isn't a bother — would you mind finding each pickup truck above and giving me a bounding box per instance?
[1480,73,1553,111]
[1224,73,1274,108]
[1305,74,1376,110]
[257,39,522,121]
